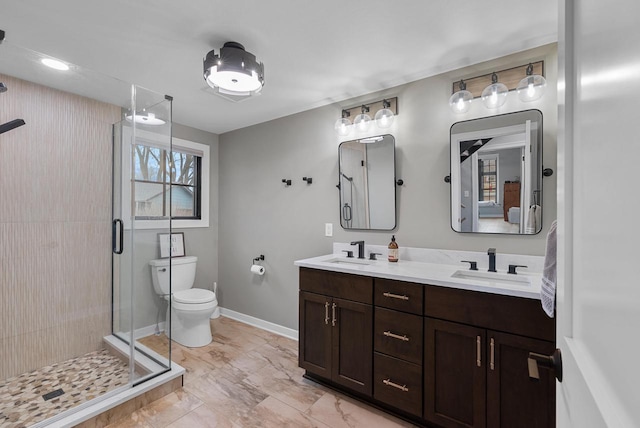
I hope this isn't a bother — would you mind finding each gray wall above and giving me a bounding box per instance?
[218,44,558,331]
[131,123,219,331]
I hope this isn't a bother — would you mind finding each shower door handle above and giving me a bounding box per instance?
[112,219,124,255]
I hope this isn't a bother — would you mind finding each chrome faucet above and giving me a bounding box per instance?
[350,241,365,259]
[488,248,497,272]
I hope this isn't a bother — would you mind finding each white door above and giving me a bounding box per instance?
[557,0,640,426]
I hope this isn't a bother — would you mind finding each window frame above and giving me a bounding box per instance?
[122,128,210,230]
[478,153,500,204]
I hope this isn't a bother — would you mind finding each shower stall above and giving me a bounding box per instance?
[0,37,180,427]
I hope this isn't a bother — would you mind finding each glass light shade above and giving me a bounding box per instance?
[481,83,508,109]
[374,108,395,128]
[517,75,546,102]
[125,112,166,126]
[206,67,263,93]
[334,117,352,136]
[353,113,372,132]
[448,90,473,113]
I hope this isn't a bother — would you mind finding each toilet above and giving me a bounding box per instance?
[149,256,218,347]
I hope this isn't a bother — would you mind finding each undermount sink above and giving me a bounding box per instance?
[451,269,531,286]
[325,257,375,266]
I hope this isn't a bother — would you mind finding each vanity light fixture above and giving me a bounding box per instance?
[374,99,395,128]
[334,110,352,137]
[481,72,508,109]
[449,80,473,113]
[334,97,398,136]
[517,63,547,102]
[203,41,264,98]
[353,105,372,132]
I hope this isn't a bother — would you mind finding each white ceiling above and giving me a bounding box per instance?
[0,1,557,135]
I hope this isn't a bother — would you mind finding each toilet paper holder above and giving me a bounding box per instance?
[252,254,265,265]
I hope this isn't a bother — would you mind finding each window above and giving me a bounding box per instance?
[478,154,499,203]
[133,145,201,219]
[122,130,210,229]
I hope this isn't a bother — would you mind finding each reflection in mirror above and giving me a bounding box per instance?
[339,134,396,230]
[450,110,543,234]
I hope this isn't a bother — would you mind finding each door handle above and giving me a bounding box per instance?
[476,336,482,367]
[112,219,124,255]
[528,348,563,382]
[324,302,330,325]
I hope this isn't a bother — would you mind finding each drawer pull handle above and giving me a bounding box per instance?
[476,335,482,367]
[383,378,409,392]
[490,338,495,370]
[383,331,410,342]
[383,292,409,301]
[332,302,337,327]
[324,302,330,325]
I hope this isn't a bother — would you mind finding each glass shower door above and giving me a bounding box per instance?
[112,86,172,384]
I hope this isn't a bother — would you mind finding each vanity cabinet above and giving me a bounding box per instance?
[298,268,373,396]
[298,267,556,428]
[423,285,556,428]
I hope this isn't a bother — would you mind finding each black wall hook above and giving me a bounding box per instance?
[282,179,292,186]
[302,177,313,184]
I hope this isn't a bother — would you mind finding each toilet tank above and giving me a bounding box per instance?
[149,256,198,295]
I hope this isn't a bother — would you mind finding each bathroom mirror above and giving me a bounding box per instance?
[338,134,396,230]
[450,110,543,234]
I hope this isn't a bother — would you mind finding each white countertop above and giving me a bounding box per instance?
[295,253,543,300]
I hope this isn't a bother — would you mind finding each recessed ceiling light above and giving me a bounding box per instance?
[41,58,70,71]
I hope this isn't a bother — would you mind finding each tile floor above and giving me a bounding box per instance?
[0,349,129,428]
[124,317,417,428]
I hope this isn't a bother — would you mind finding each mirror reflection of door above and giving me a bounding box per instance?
[450,110,542,235]
[338,135,396,230]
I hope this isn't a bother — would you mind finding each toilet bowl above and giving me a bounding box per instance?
[149,256,218,347]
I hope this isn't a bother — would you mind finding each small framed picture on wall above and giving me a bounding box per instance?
[159,232,185,258]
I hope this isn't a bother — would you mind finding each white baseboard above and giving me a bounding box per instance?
[115,322,166,341]
[220,307,298,341]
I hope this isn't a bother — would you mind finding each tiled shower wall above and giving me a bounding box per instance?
[0,74,121,379]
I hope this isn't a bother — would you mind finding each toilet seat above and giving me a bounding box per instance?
[173,288,216,304]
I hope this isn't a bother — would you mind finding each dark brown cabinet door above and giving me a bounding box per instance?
[299,291,332,379]
[332,297,373,396]
[487,331,556,428]
[425,318,486,428]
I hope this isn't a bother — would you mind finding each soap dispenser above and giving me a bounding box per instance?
[388,235,398,262]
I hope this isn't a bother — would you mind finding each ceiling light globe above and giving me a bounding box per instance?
[517,75,546,102]
[448,90,473,113]
[481,83,508,109]
[353,113,372,132]
[374,108,395,128]
[334,117,352,136]
[206,68,263,93]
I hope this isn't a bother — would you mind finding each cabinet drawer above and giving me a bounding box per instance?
[300,268,372,304]
[374,278,423,315]
[374,353,422,417]
[374,308,423,364]
[424,285,555,341]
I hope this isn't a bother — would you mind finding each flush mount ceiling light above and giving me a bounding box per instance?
[517,63,547,102]
[481,72,509,109]
[334,110,352,137]
[374,99,395,129]
[125,111,166,126]
[203,42,264,98]
[41,58,70,71]
[449,80,473,113]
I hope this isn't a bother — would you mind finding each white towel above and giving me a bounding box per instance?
[525,205,541,233]
[540,220,557,317]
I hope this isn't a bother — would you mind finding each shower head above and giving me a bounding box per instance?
[0,83,7,93]
[0,119,26,135]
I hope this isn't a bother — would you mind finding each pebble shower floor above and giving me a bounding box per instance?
[0,349,129,427]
